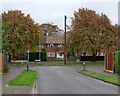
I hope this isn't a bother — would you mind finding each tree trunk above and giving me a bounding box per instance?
[9,54,11,62]
[92,52,96,62]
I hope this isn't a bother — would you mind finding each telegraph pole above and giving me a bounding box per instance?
[64,15,67,65]
[39,31,41,65]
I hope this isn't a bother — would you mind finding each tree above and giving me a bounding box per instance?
[67,8,117,56]
[40,23,64,37]
[2,10,42,55]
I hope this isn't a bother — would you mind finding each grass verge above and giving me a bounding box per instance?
[8,62,45,66]
[9,69,37,86]
[78,70,119,84]
[52,61,104,66]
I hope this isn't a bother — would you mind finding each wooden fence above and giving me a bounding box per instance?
[0,53,9,73]
[105,53,114,73]
[0,53,3,73]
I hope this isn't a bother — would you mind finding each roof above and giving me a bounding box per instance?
[45,36,64,44]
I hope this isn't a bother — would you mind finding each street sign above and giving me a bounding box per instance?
[27,50,30,53]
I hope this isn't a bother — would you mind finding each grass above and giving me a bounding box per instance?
[78,70,119,84]
[8,62,45,66]
[8,61,104,66]
[52,61,104,66]
[9,69,37,86]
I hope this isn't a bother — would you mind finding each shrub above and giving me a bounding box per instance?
[80,56,104,61]
[40,51,47,61]
[114,51,120,74]
[3,64,9,73]
[29,48,47,61]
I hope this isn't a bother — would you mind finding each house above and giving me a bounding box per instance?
[11,36,65,61]
[43,36,64,61]
[36,36,65,61]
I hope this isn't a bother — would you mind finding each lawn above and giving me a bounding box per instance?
[9,69,37,86]
[8,62,45,66]
[52,61,104,66]
[78,70,119,84]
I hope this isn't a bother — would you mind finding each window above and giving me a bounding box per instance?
[48,44,54,47]
[58,44,62,47]
[47,52,55,57]
[60,53,63,56]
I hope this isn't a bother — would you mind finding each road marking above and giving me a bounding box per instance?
[33,83,37,94]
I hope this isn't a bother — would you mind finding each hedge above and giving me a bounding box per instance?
[29,51,47,61]
[80,56,104,61]
[3,64,9,73]
[114,51,120,74]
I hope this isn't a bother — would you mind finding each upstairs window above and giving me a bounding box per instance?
[48,44,54,47]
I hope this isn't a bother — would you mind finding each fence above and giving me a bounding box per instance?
[2,52,9,73]
[0,53,3,73]
[105,53,114,73]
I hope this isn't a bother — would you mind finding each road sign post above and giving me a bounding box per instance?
[27,50,30,71]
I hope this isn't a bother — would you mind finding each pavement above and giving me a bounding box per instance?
[1,63,119,94]
[85,66,118,78]
[0,75,2,96]
[2,66,33,94]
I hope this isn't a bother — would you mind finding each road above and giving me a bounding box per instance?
[32,66,118,94]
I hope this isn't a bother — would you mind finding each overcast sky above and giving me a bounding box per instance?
[0,0,119,30]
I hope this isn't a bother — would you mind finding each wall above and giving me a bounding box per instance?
[0,53,3,73]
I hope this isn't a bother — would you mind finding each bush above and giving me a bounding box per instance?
[114,51,120,74]
[29,48,47,61]
[80,56,104,61]
[40,51,47,61]
[3,64,9,73]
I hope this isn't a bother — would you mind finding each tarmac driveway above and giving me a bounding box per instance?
[32,66,118,94]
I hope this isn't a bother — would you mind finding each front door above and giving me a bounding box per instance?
[57,52,64,60]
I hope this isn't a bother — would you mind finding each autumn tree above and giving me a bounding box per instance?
[67,8,117,56]
[2,10,42,55]
[40,23,64,37]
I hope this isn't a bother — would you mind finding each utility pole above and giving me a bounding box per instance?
[39,31,41,65]
[64,15,67,65]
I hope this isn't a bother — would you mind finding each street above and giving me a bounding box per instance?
[32,66,118,94]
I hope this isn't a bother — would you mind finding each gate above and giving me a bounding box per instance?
[105,53,114,73]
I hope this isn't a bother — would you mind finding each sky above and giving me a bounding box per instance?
[0,0,119,30]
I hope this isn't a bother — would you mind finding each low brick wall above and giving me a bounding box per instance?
[0,53,3,73]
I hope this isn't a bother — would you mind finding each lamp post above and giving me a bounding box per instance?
[27,50,30,71]
[39,31,41,65]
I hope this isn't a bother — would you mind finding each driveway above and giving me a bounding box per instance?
[32,66,118,94]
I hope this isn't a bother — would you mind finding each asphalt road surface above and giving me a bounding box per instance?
[32,66,118,94]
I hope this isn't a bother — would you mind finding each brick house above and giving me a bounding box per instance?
[36,36,64,61]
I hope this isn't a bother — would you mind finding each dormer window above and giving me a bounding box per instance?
[48,44,54,47]
[58,44,62,47]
